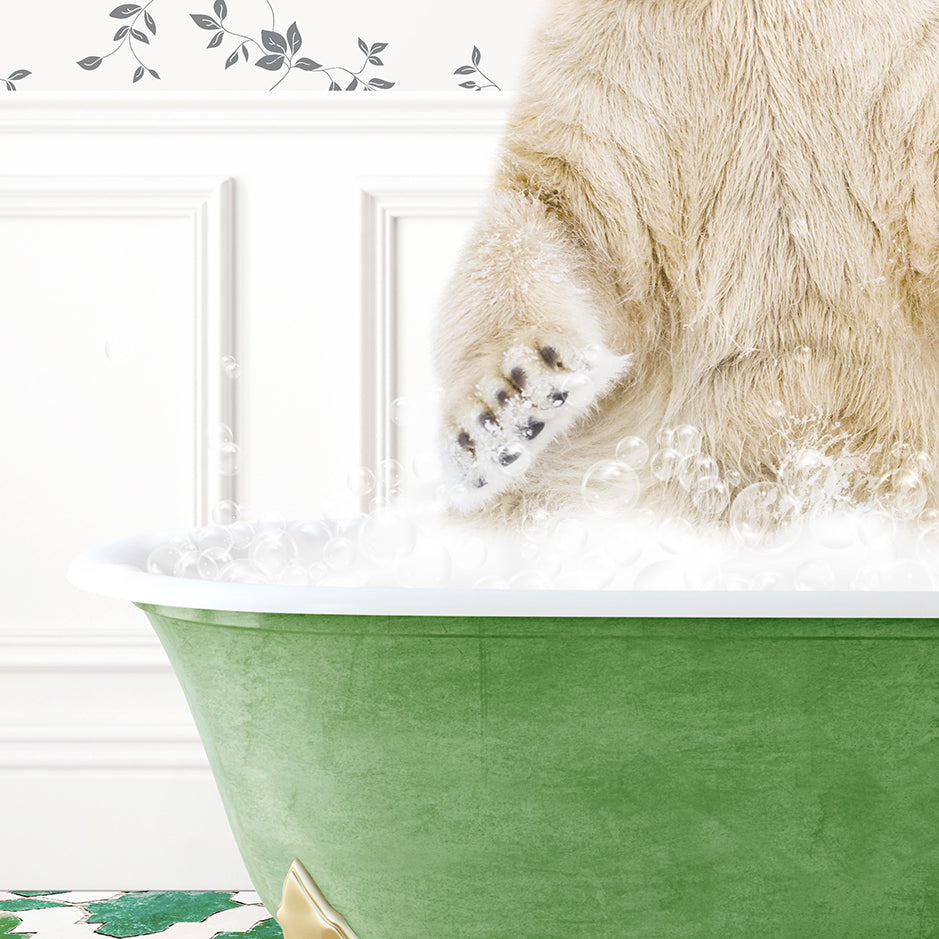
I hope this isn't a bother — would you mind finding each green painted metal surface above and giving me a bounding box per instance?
[140,604,939,938]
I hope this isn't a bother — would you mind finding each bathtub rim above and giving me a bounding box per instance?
[68,528,939,617]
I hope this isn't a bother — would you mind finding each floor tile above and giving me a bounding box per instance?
[0,891,282,938]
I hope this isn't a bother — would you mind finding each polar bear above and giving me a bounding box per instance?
[434,0,939,523]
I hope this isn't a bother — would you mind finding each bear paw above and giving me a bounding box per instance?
[442,338,631,510]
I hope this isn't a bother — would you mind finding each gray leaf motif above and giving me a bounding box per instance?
[207,31,224,48]
[132,27,149,44]
[255,53,285,71]
[261,29,288,55]
[294,57,320,71]
[110,3,142,18]
[472,45,481,66]
[370,42,387,54]
[133,65,144,82]
[357,37,368,55]
[455,65,474,74]
[225,48,239,69]
[8,69,31,80]
[113,25,130,40]
[144,10,156,34]
[368,77,394,88]
[77,55,103,70]
[190,14,220,30]
[287,22,302,54]
[214,0,227,20]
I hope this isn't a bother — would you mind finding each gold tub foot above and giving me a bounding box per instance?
[276,859,360,939]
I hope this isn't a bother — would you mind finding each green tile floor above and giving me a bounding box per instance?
[0,891,282,938]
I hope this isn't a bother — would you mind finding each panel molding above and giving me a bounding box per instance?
[359,178,485,505]
[0,93,510,134]
[0,176,235,526]
[0,723,207,772]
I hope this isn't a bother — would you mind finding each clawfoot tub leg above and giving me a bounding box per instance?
[277,859,360,939]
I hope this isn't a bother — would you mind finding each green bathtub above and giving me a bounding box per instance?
[72,534,939,937]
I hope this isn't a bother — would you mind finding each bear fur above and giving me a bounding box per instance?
[433,0,939,523]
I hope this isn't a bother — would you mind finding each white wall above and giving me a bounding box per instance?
[0,0,545,92]
[0,93,508,887]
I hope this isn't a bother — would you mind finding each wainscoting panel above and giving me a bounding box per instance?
[0,94,503,887]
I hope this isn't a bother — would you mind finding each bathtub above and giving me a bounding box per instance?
[69,530,939,938]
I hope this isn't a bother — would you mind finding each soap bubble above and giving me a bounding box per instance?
[692,479,731,517]
[147,542,188,575]
[221,354,241,379]
[509,570,550,589]
[781,448,828,509]
[882,560,933,589]
[218,442,241,477]
[250,529,298,574]
[908,450,933,476]
[451,532,488,571]
[358,511,417,564]
[794,559,835,590]
[729,482,801,548]
[556,371,595,408]
[390,397,411,426]
[651,447,682,482]
[552,517,589,553]
[888,441,913,467]
[581,460,640,515]
[322,535,357,572]
[673,424,703,457]
[678,454,720,492]
[658,517,694,554]
[347,466,377,497]
[556,551,616,589]
[614,436,650,468]
[213,423,234,447]
[656,426,676,449]
[277,564,312,586]
[172,551,202,579]
[226,520,257,550]
[605,526,642,568]
[220,559,266,584]
[634,560,685,589]
[396,540,452,587]
[793,345,812,363]
[858,511,895,547]
[197,547,229,580]
[193,525,233,553]
[211,500,240,525]
[289,520,332,565]
[809,509,858,550]
[767,399,787,420]
[379,458,406,493]
[875,469,927,520]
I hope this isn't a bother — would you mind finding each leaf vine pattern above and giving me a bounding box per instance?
[2,68,31,91]
[454,45,501,91]
[189,0,395,91]
[77,2,161,83]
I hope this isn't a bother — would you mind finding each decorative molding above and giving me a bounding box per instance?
[0,93,510,134]
[0,632,169,670]
[0,723,207,771]
[0,176,235,527]
[359,178,485,506]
